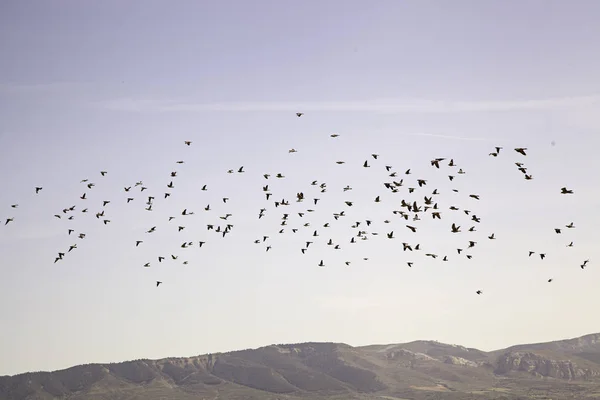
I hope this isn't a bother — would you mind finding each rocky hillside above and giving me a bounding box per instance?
[2,333,600,400]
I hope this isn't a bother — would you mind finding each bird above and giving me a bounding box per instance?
[560,187,574,194]
[515,148,527,156]
[296,112,304,117]
[156,281,162,287]
[430,158,445,168]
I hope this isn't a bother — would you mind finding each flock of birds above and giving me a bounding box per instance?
[2,113,591,293]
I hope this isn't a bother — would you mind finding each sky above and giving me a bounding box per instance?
[1,0,600,377]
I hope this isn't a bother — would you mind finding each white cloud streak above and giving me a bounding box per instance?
[99,95,600,114]
[0,82,92,94]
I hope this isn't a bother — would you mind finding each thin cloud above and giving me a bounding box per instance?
[0,82,92,94]
[101,98,183,112]
[99,94,600,114]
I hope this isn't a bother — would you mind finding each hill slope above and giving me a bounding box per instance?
[2,334,600,399]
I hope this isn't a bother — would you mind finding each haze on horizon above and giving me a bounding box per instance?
[1,0,600,377]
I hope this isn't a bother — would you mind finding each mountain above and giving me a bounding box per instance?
[2,333,600,400]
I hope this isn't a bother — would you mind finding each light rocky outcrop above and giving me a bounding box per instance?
[495,351,600,380]
[443,356,479,368]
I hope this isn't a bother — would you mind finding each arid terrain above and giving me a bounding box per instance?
[2,333,600,400]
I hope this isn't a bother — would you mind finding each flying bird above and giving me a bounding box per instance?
[560,187,574,194]
[515,148,527,156]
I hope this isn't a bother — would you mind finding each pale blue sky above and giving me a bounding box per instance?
[1,0,600,376]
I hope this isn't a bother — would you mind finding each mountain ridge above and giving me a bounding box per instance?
[2,332,600,399]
